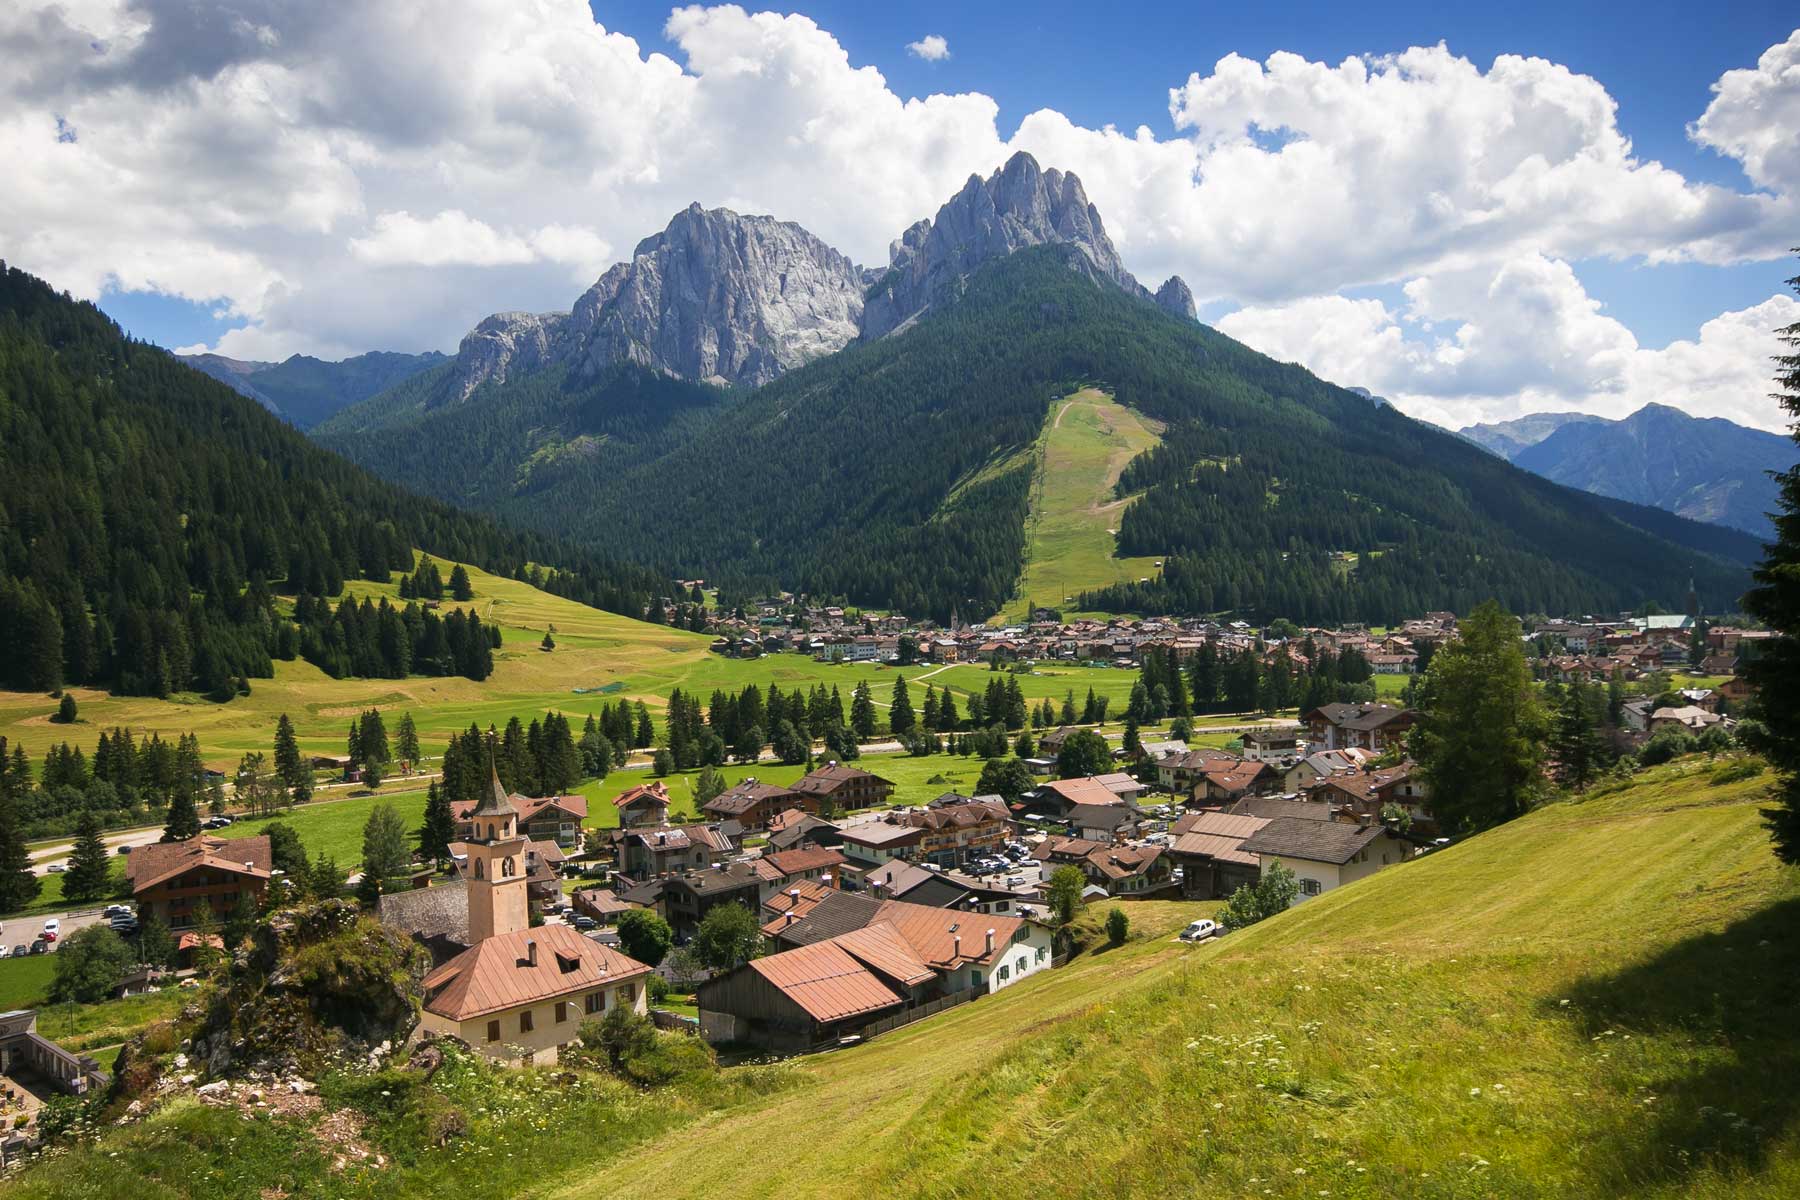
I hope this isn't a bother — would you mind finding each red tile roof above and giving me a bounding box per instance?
[127,834,273,893]
[744,940,905,1024]
[421,924,650,1021]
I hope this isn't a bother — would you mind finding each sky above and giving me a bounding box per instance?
[3,1,1798,432]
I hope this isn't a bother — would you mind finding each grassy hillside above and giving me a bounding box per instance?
[0,556,1157,774]
[996,388,1165,623]
[4,757,1791,1199]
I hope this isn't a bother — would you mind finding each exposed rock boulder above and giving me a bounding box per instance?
[861,151,1149,338]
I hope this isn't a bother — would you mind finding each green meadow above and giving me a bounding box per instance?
[996,387,1166,623]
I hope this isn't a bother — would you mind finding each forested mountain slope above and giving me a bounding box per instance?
[323,246,1746,623]
[180,349,446,429]
[0,263,668,698]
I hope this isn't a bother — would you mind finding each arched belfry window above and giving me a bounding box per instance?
[502,855,516,877]
[474,858,485,880]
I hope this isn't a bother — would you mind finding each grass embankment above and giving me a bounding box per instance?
[0,556,1153,774]
[4,757,1795,1198]
[996,388,1165,624]
[557,756,1799,1200]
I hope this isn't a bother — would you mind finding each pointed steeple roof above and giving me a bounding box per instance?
[472,763,519,820]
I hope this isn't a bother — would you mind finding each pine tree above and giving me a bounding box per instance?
[449,564,474,601]
[55,693,77,724]
[922,685,940,732]
[889,676,915,735]
[850,682,877,741]
[0,793,42,911]
[1549,684,1605,791]
[162,785,200,842]
[361,802,411,887]
[418,781,456,864]
[395,712,421,771]
[1412,601,1548,834]
[1745,262,1800,863]
[273,713,305,798]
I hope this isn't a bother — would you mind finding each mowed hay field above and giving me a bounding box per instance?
[0,556,1155,773]
[550,757,1800,1200]
[997,387,1165,624]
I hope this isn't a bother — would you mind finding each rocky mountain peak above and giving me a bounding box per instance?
[861,151,1146,338]
[569,205,866,388]
[449,310,568,401]
[1154,276,1196,321]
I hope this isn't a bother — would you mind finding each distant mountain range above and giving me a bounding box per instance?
[309,152,1750,624]
[178,349,447,429]
[1458,404,1793,539]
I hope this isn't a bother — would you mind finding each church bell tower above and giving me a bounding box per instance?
[453,766,529,943]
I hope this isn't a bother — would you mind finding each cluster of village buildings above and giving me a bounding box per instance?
[44,604,1752,1074]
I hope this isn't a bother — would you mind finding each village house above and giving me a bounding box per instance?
[1168,811,1269,899]
[451,792,589,848]
[1304,702,1416,753]
[1077,844,1171,896]
[790,763,896,814]
[861,861,1034,915]
[900,793,1012,866]
[765,809,845,852]
[126,834,272,930]
[1154,747,1239,793]
[701,899,1053,1052]
[611,782,671,829]
[836,820,926,870]
[1192,758,1275,806]
[1650,705,1727,734]
[702,778,808,829]
[1283,748,1373,793]
[610,823,737,880]
[1067,803,1143,843]
[570,887,640,926]
[1239,817,1412,902]
[1240,728,1304,762]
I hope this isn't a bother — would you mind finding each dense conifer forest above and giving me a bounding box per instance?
[325,246,1749,624]
[0,264,672,698]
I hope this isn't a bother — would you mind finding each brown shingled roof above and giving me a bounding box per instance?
[744,940,905,1024]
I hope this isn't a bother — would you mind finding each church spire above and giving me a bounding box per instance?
[472,760,518,821]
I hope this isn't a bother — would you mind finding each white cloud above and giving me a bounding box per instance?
[1691,30,1800,194]
[907,35,950,62]
[0,1,1795,430]
[1218,256,1800,432]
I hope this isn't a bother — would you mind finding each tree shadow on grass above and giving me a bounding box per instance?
[1560,895,1800,1192]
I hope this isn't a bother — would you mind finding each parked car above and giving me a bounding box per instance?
[104,904,133,918]
[1180,919,1219,943]
[28,940,48,954]
[8,945,25,958]
[573,915,597,931]
[42,919,60,938]
[45,863,66,874]
[202,816,234,830]
[117,844,133,855]
[1005,875,1027,888]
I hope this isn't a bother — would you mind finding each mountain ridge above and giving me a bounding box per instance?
[1459,403,1793,538]
[178,348,447,429]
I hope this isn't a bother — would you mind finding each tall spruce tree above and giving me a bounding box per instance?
[418,781,457,864]
[889,676,915,736]
[273,713,305,795]
[1412,600,1547,834]
[395,712,421,771]
[1549,684,1605,791]
[62,809,112,902]
[1745,261,1800,862]
[0,794,42,911]
[162,783,201,842]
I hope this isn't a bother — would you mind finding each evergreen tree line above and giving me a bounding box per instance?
[0,730,213,839]
[1127,641,1376,721]
[292,592,497,681]
[437,714,586,802]
[0,262,675,699]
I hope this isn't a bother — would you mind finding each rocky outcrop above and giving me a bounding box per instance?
[1154,276,1196,321]
[449,310,568,401]
[567,204,866,388]
[439,205,865,399]
[861,151,1148,338]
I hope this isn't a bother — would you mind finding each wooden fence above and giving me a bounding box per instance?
[855,986,980,1040]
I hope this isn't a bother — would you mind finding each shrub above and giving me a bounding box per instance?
[621,1032,717,1086]
[647,975,669,1005]
[616,908,673,968]
[1710,758,1766,786]
[583,1004,656,1070]
[1221,862,1301,931]
[1639,727,1697,767]
[49,925,134,1003]
[1105,907,1129,946]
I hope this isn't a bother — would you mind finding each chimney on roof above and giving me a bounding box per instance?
[789,888,800,903]
[985,929,995,955]
[785,910,797,926]
[952,933,961,958]
[525,939,538,967]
